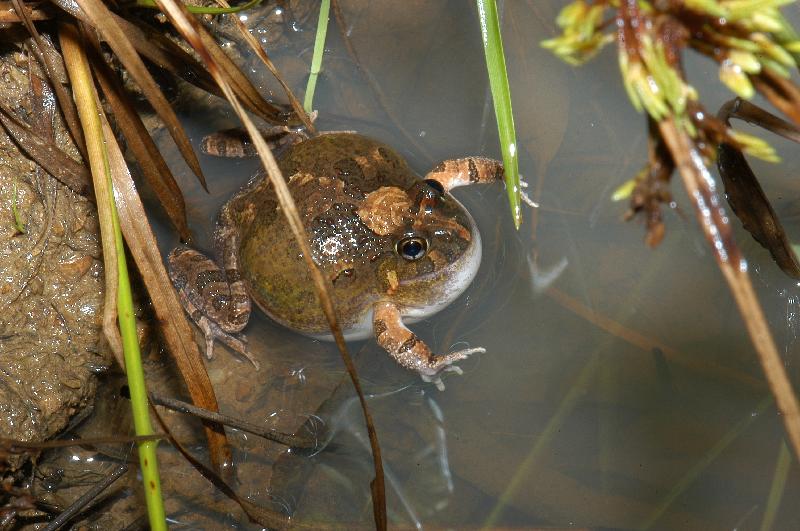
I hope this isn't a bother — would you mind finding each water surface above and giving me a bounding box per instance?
[155,2,800,529]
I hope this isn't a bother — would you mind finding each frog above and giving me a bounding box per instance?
[169,131,505,390]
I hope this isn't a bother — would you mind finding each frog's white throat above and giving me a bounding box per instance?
[312,204,483,343]
[401,224,482,323]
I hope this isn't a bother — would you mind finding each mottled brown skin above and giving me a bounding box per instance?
[170,132,504,389]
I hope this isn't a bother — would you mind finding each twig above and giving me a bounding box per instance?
[149,393,315,449]
[659,117,800,462]
[43,464,128,531]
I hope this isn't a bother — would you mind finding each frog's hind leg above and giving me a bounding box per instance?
[167,247,259,369]
[372,301,484,391]
[200,126,309,158]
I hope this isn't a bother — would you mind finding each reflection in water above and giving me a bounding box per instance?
[270,381,459,528]
[528,253,569,294]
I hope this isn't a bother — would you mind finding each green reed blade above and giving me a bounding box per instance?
[477,0,521,229]
[61,25,166,530]
[304,0,330,114]
[759,440,792,531]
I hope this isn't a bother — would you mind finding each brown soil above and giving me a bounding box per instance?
[0,43,108,461]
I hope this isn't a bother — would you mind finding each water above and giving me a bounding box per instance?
[150,2,800,529]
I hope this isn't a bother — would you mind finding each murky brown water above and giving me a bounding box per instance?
[136,2,800,529]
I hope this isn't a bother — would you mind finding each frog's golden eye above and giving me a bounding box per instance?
[396,236,428,261]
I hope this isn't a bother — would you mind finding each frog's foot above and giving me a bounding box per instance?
[423,157,504,192]
[200,126,309,158]
[373,301,482,390]
[199,316,260,370]
[419,348,486,391]
[518,179,540,208]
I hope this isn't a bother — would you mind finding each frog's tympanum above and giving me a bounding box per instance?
[169,132,504,390]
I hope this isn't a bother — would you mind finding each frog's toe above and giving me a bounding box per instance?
[218,332,259,370]
[517,178,540,208]
[421,373,447,391]
[201,318,260,370]
[420,347,485,390]
[438,346,486,365]
[442,365,464,376]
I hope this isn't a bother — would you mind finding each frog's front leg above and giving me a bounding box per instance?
[167,247,259,369]
[424,157,504,191]
[424,157,538,207]
[373,301,484,391]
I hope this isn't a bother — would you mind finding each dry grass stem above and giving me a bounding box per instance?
[101,111,232,472]
[150,0,386,526]
[58,22,123,367]
[83,26,192,241]
[659,117,800,461]
[213,0,315,132]
[71,0,208,190]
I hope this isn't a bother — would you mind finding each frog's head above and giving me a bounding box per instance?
[357,179,481,321]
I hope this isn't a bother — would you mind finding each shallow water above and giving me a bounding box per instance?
[150,2,800,529]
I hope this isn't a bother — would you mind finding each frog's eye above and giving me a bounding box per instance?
[423,179,445,195]
[396,236,428,261]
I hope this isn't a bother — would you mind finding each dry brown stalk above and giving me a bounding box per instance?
[659,117,800,459]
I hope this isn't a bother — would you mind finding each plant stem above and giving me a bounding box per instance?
[304,0,330,114]
[60,23,166,531]
[659,117,800,464]
[476,0,521,228]
[759,440,791,531]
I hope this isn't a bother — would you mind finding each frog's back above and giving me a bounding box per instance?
[280,133,417,193]
[236,133,418,337]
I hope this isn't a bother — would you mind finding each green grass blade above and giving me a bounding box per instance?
[759,440,792,531]
[98,119,167,526]
[60,24,166,531]
[109,153,166,531]
[640,395,773,530]
[304,0,331,114]
[477,0,521,228]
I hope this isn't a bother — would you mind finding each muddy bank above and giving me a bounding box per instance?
[0,42,108,458]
